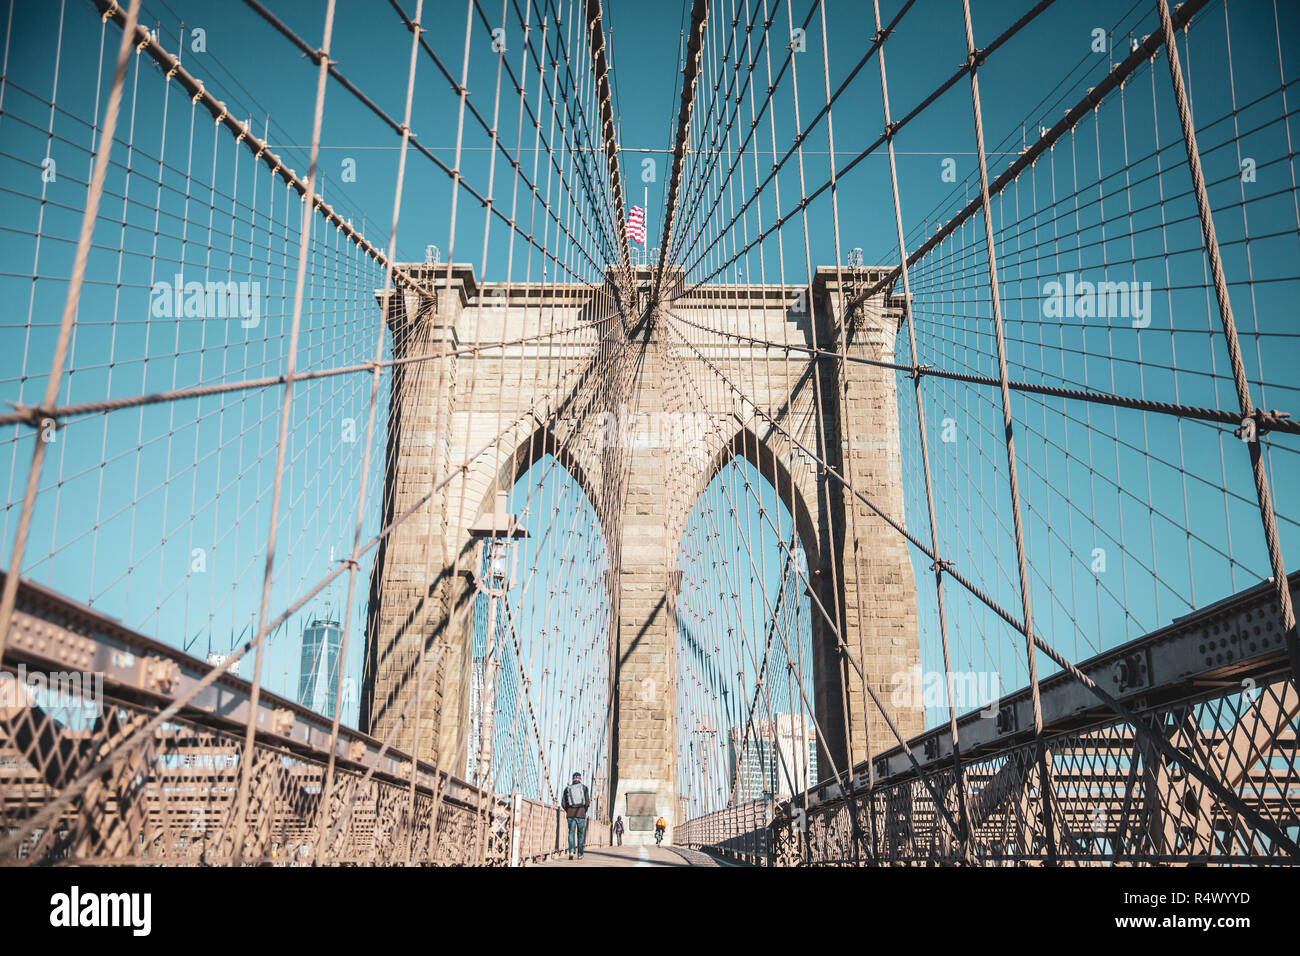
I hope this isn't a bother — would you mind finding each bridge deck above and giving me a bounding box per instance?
[533,845,723,868]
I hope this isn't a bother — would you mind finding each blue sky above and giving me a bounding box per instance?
[0,0,1296,805]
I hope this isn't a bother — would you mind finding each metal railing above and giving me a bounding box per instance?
[675,798,771,866]
[0,575,561,866]
[772,675,1298,867]
[680,575,1300,867]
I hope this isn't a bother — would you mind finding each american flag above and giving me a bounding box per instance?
[626,205,646,245]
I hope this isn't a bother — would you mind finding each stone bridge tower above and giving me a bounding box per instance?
[361,262,922,844]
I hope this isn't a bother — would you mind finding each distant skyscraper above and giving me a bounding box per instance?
[728,723,778,803]
[299,614,342,715]
[465,655,484,780]
[773,713,817,797]
[727,713,817,803]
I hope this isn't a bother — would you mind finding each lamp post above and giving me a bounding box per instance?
[468,491,528,789]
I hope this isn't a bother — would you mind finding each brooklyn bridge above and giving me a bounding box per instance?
[0,0,1297,871]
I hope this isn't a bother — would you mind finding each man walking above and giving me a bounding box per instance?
[561,771,590,859]
[613,815,624,846]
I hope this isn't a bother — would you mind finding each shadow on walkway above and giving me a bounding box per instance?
[532,845,715,867]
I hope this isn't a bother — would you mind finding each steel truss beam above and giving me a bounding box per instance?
[698,574,1300,866]
[0,574,592,865]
